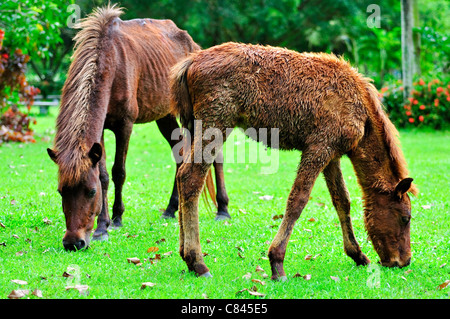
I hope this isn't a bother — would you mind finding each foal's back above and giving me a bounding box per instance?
[187,42,370,152]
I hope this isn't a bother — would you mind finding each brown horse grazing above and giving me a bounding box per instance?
[170,42,418,279]
[47,5,230,251]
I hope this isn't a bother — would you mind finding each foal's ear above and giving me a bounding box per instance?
[394,178,414,198]
[47,148,58,163]
[88,143,103,166]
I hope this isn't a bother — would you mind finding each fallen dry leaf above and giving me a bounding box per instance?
[163,251,173,256]
[305,254,313,260]
[8,289,29,299]
[0,221,5,228]
[259,195,274,201]
[255,265,264,272]
[293,273,311,280]
[248,290,265,297]
[43,217,52,225]
[308,217,316,222]
[127,257,141,264]
[438,280,450,290]
[251,279,266,285]
[65,285,89,295]
[141,282,157,289]
[31,289,43,298]
[11,279,28,285]
[155,238,166,244]
[272,214,283,220]
[242,272,252,280]
[330,276,340,282]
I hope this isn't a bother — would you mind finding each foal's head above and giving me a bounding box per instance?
[47,143,103,251]
[364,178,414,268]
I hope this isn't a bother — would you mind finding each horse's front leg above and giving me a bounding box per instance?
[323,159,370,266]
[111,120,133,227]
[268,146,334,281]
[93,135,111,240]
[156,115,182,219]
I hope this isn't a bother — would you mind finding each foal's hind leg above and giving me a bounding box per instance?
[156,115,182,219]
[268,146,334,281]
[323,159,370,266]
[213,149,230,220]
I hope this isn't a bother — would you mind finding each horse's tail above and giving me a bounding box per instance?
[170,54,218,210]
[363,80,418,195]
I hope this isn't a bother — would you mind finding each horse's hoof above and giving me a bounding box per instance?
[161,211,176,219]
[92,230,109,241]
[274,276,288,282]
[199,271,213,278]
[214,211,231,221]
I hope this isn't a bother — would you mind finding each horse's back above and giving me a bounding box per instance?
[188,42,368,151]
[108,18,198,124]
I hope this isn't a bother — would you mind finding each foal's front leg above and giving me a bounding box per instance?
[323,159,370,266]
[268,147,333,281]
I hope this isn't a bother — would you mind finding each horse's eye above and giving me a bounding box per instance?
[87,189,96,198]
[401,216,410,224]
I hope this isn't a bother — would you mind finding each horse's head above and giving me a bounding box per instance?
[47,143,103,251]
[364,178,414,268]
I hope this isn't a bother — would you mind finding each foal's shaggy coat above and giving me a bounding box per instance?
[170,42,417,279]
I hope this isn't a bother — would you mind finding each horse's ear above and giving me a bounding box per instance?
[88,143,102,166]
[394,178,414,198]
[47,148,58,163]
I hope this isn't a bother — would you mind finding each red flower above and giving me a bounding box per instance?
[447,96,450,102]
[1,53,8,60]
[408,118,415,123]
[418,78,425,86]
[406,111,412,116]
[413,99,418,105]
[437,87,444,93]
[434,99,439,107]
[419,105,425,110]
[418,115,424,122]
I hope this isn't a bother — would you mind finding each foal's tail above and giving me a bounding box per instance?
[170,55,218,210]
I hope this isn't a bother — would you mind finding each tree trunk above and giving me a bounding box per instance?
[401,0,415,101]
[413,0,421,76]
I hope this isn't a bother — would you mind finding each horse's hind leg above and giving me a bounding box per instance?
[93,135,111,240]
[156,114,182,219]
[213,149,230,220]
[268,146,334,281]
[323,159,370,266]
[111,120,133,227]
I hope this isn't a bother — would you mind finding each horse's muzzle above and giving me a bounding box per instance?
[63,238,87,251]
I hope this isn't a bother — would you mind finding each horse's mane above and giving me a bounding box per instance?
[364,80,418,195]
[54,4,123,185]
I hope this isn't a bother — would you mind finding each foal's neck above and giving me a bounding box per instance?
[348,126,398,196]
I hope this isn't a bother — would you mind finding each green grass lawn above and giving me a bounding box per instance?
[0,108,449,299]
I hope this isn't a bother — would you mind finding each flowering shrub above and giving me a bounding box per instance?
[381,78,450,129]
[0,29,40,143]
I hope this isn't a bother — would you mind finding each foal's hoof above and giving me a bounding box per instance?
[92,230,109,241]
[214,211,231,221]
[199,271,213,278]
[161,211,176,219]
[111,218,123,229]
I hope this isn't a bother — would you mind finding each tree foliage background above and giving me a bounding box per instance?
[0,0,449,132]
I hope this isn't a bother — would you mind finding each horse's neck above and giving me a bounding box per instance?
[348,126,397,195]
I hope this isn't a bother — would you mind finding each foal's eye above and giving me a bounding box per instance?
[401,216,411,224]
[87,189,96,198]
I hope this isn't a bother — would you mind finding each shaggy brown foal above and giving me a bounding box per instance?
[47,5,230,251]
[170,42,417,279]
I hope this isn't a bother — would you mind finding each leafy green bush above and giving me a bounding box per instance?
[0,29,40,143]
[381,78,450,129]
